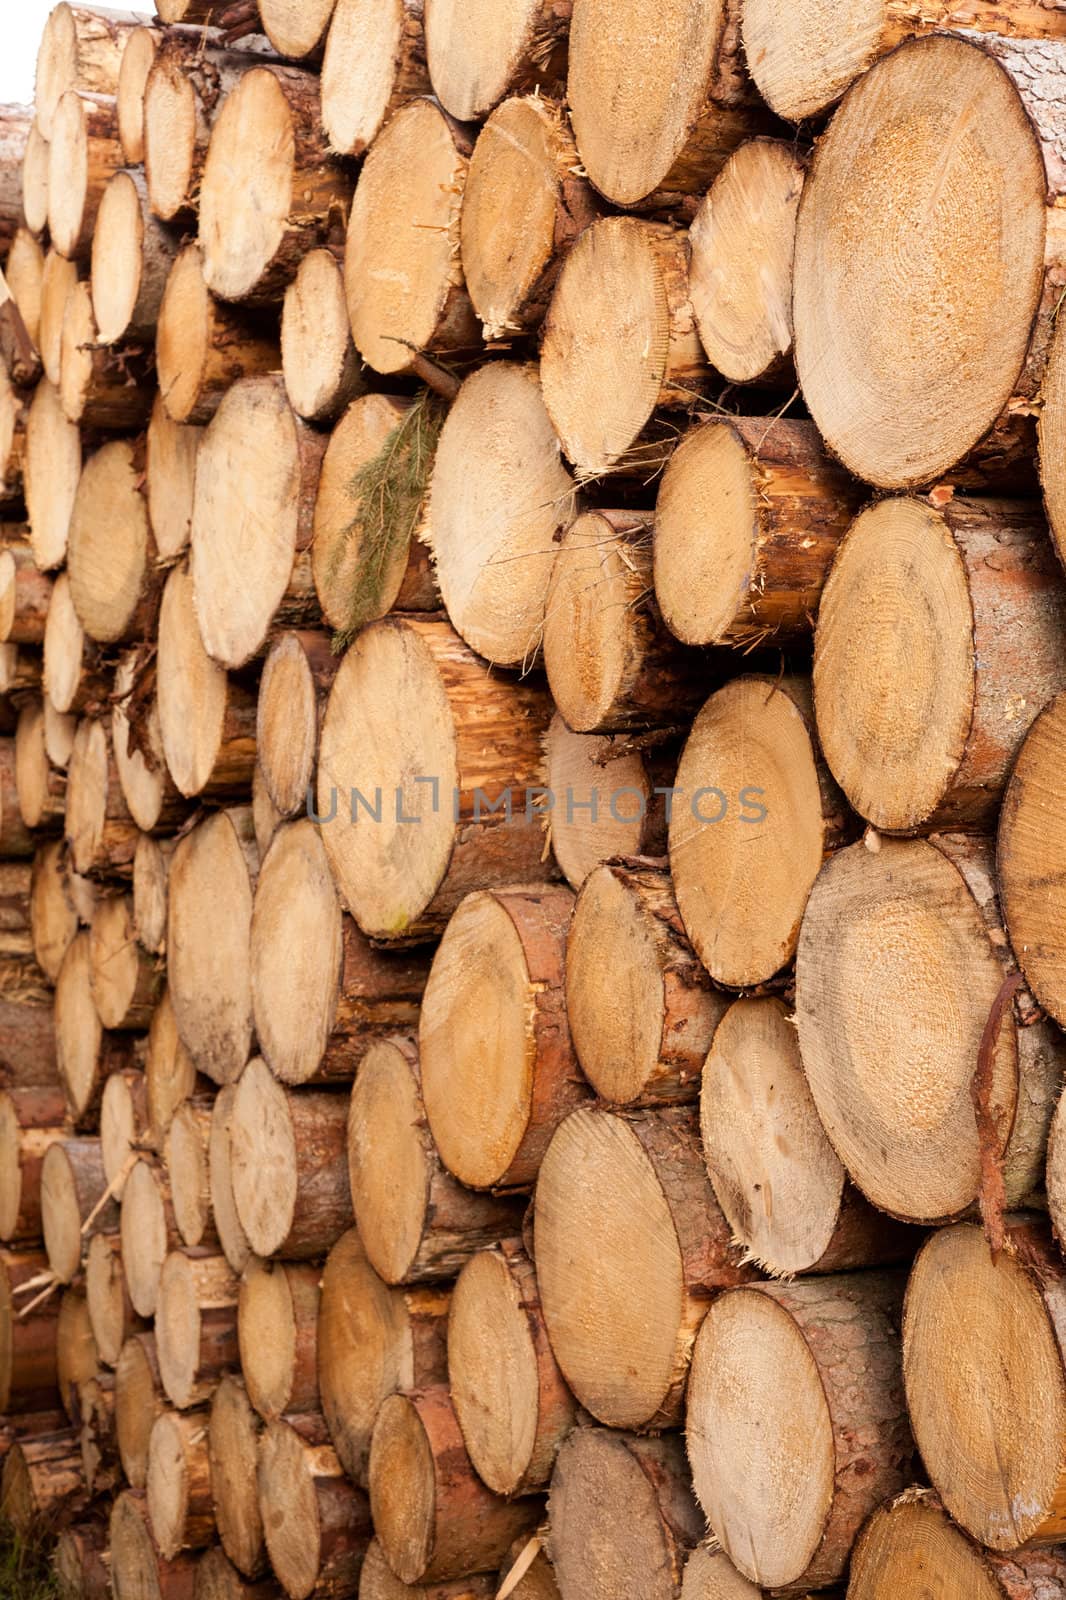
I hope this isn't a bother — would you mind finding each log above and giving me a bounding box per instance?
[536,1105,757,1428]
[48,90,125,262]
[259,0,337,57]
[56,932,143,1122]
[156,1251,239,1409]
[0,954,58,1091]
[0,109,30,259]
[425,0,571,120]
[791,33,1060,491]
[0,370,28,514]
[35,5,145,140]
[420,885,585,1190]
[499,1539,561,1600]
[61,282,155,429]
[540,217,707,477]
[321,0,429,156]
[101,1067,149,1192]
[117,25,160,164]
[168,807,259,1084]
[146,989,199,1145]
[655,416,859,648]
[670,675,850,988]
[815,496,1066,832]
[256,633,338,818]
[360,1541,496,1600]
[344,98,477,377]
[6,228,45,349]
[121,1157,181,1318]
[78,1369,118,1495]
[41,1136,119,1283]
[317,616,555,942]
[238,1259,320,1421]
[199,63,350,304]
[998,690,1066,1031]
[43,699,78,771]
[796,834,1064,1224]
[903,1217,1066,1549]
[40,249,78,389]
[133,834,170,955]
[114,652,189,836]
[110,1488,199,1600]
[369,1387,541,1585]
[0,1428,87,1532]
[43,575,109,717]
[89,893,162,1030]
[92,169,178,344]
[449,1240,574,1495]
[115,1332,165,1491]
[258,1417,372,1600]
[86,1231,142,1367]
[348,1036,523,1284]
[54,1520,111,1600]
[688,1271,913,1589]
[0,737,35,859]
[147,394,202,562]
[208,1084,252,1276]
[0,1246,60,1411]
[157,564,258,800]
[544,510,708,732]
[14,700,66,831]
[311,392,438,637]
[566,861,728,1107]
[460,95,597,342]
[251,761,283,862]
[31,842,88,985]
[251,819,430,1086]
[158,242,280,425]
[165,1101,215,1249]
[0,1087,69,1245]
[147,1408,215,1557]
[65,717,140,878]
[542,715,672,890]
[548,1429,700,1600]
[56,1287,98,1418]
[189,375,326,669]
[687,138,804,385]
[702,995,917,1277]
[566,0,767,210]
[196,1549,282,1600]
[0,541,53,647]
[25,378,81,571]
[281,248,364,425]
[424,362,575,669]
[21,121,50,240]
[318,1229,449,1486]
[0,860,33,961]
[67,438,158,641]
[208,1375,265,1578]
[229,1059,353,1257]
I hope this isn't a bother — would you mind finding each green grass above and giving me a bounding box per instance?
[0,1519,62,1600]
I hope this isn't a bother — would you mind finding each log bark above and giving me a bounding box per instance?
[41,1135,119,1284]
[65,718,140,878]
[0,539,52,646]
[548,1428,701,1600]
[190,375,326,670]
[0,966,57,1095]
[251,818,430,1086]
[199,63,351,304]
[156,1251,239,1410]
[318,1229,449,1487]
[86,1230,143,1369]
[281,248,364,424]
[0,1427,87,1532]
[0,860,33,961]
[255,632,338,819]
[121,1157,182,1319]
[25,379,81,572]
[903,1217,1066,1550]
[110,1488,199,1600]
[35,5,145,140]
[0,1088,69,1245]
[534,1104,757,1430]
[208,1375,265,1579]
[566,862,728,1107]
[48,90,125,262]
[229,1059,353,1258]
[146,394,201,563]
[688,1270,913,1591]
[541,217,708,476]
[165,1101,216,1250]
[0,736,36,858]
[258,1418,372,1600]
[0,1245,60,1412]
[344,99,478,377]
[317,616,556,943]
[449,1239,575,1496]
[91,168,178,345]
[796,833,1064,1224]
[158,243,280,425]
[656,416,860,648]
[0,371,29,514]
[238,1259,320,1421]
[147,1408,216,1557]
[370,1386,542,1585]
[115,1332,165,1492]
[321,0,429,156]
[117,25,159,165]
[89,894,162,1030]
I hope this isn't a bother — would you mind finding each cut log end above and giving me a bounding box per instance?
[208,1374,263,1577]
[542,715,665,890]
[120,1159,172,1319]
[26,380,81,574]
[282,248,364,424]
[158,564,255,802]
[67,437,154,646]
[117,26,159,164]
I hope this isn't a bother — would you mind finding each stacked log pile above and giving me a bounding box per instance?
[4,1,1066,1597]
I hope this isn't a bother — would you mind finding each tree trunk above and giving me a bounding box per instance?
[190,376,326,670]
[165,1101,216,1250]
[542,716,674,892]
[15,701,66,833]
[0,539,52,646]
[541,217,707,476]
[207,1375,266,1579]
[258,1417,373,1600]
[157,564,258,802]
[535,1105,757,1430]
[656,416,860,647]
[115,1332,164,1492]
[0,1427,87,1532]
[321,0,429,156]
[229,1059,353,1258]
[238,1259,321,1421]
[318,1229,450,1487]
[158,243,280,426]
[65,718,140,878]
[256,632,339,819]
[48,90,125,262]
[199,63,351,305]
[109,1488,199,1600]
[89,894,162,1031]
[35,6,146,140]
[147,1407,216,1557]
[548,1428,701,1600]
[566,862,729,1107]
[344,99,478,378]
[0,1087,69,1245]
[146,394,201,563]
[86,1231,143,1369]
[281,248,365,424]
[449,1239,575,1496]
[207,1085,252,1277]
[0,1245,60,1412]
[117,25,159,165]
[157,1251,239,1410]
[317,616,556,944]
[120,1158,182,1320]
[41,1135,118,1284]
[796,834,1064,1224]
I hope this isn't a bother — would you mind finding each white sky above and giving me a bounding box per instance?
[2,1,64,107]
